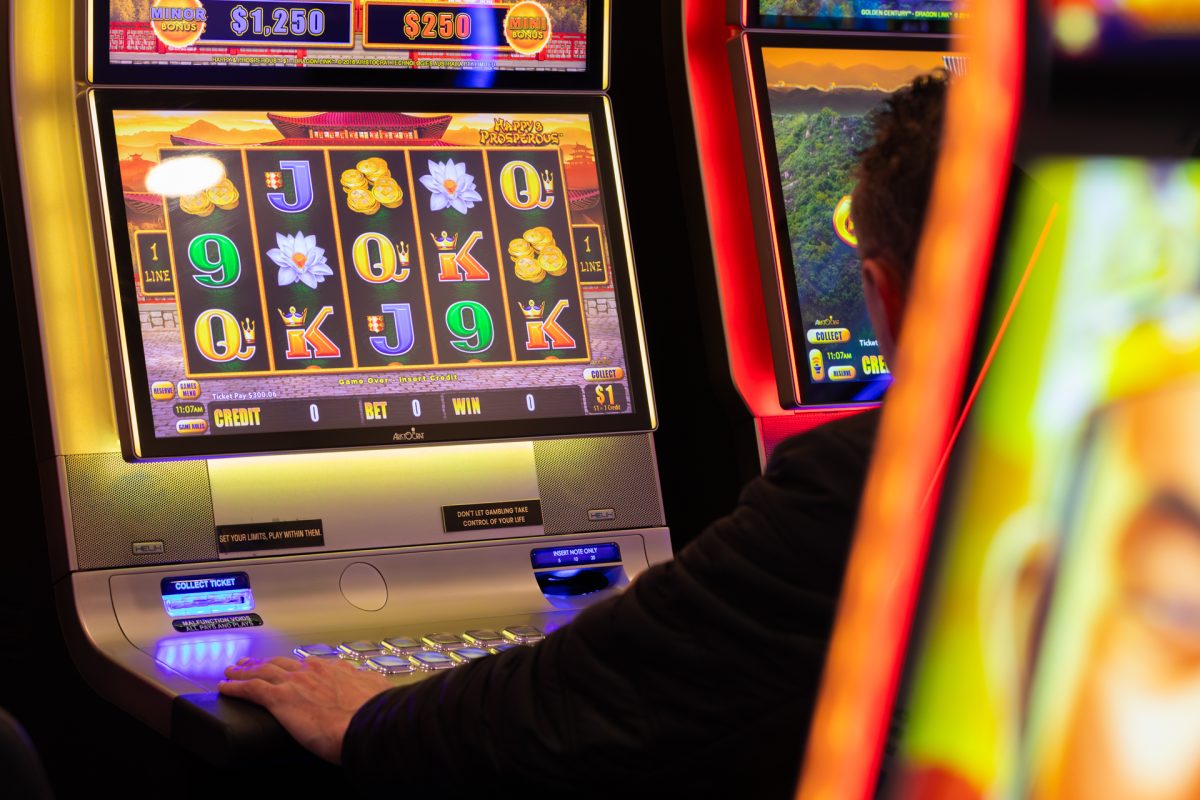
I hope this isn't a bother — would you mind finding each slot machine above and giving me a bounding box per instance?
[800,1,1200,798]
[667,0,965,468]
[4,0,671,765]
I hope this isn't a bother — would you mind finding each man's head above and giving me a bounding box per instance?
[851,71,949,368]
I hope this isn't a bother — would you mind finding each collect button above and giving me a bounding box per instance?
[583,367,625,382]
[828,366,858,381]
[806,328,851,345]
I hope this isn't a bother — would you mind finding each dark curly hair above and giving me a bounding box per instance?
[850,70,949,283]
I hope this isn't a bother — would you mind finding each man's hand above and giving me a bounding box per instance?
[218,656,394,763]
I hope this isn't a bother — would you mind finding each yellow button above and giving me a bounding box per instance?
[583,367,625,382]
[151,381,176,401]
[176,418,209,435]
[828,366,857,381]
[177,380,202,400]
[806,328,850,345]
[808,349,825,382]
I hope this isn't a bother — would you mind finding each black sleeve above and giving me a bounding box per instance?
[342,410,880,797]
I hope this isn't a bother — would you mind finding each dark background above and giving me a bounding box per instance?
[0,3,755,794]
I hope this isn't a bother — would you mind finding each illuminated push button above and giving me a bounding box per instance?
[488,643,523,654]
[462,629,506,647]
[151,381,176,401]
[366,655,415,675]
[449,648,491,664]
[293,643,339,659]
[806,328,850,345]
[808,349,825,382]
[177,380,202,400]
[338,640,383,660]
[583,366,625,382]
[409,651,457,671]
[502,625,544,644]
[421,633,468,651]
[176,419,209,435]
[381,636,423,655]
[828,366,858,382]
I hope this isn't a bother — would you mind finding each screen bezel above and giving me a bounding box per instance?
[90,0,608,90]
[90,88,654,459]
[741,0,958,34]
[739,31,950,407]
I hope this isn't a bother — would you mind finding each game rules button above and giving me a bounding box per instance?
[176,419,209,435]
[806,328,850,344]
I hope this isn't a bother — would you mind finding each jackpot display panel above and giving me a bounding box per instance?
[96,0,601,88]
[736,37,962,407]
[95,94,650,457]
[746,0,967,33]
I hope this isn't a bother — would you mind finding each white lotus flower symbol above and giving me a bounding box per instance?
[267,231,333,289]
[419,158,483,214]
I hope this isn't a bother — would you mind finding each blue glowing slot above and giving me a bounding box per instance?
[530,543,620,570]
[161,572,254,618]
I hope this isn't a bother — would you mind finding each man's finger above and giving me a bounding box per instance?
[267,656,304,672]
[224,661,292,682]
[217,678,276,707]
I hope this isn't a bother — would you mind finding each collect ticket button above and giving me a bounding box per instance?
[808,349,825,382]
[828,366,858,381]
[806,328,850,345]
[583,367,624,382]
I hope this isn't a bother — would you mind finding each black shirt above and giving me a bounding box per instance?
[343,409,880,797]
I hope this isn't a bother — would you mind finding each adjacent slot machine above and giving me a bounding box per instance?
[800,1,1200,798]
[668,0,965,467]
[6,0,670,763]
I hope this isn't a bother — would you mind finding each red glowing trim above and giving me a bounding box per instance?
[683,0,784,418]
[794,1,1026,798]
[922,204,1060,510]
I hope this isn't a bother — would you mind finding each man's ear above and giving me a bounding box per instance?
[861,256,906,346]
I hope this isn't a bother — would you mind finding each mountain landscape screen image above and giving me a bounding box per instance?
[761,47,960,397]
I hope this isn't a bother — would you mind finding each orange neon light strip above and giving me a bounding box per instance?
[794,1,1026,798]
[922,204,1059,510]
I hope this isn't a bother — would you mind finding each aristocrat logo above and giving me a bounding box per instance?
[393,427,426,442]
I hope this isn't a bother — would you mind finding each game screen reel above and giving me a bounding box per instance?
[98,99,646,456]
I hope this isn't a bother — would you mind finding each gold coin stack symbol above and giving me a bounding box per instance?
[342,157,402,215]
[179,191,215,217]
[204,178,240,211]
[511,226,568,282]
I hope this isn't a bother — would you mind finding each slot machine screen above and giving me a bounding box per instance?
[750,1,967,33]
[745,41,963,406]
[92,91,652,458]
[884,158,1200,798]
[95,0,602,88]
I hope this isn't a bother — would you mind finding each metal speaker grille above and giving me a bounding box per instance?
[65,453,217,570]
[533,434,664,534]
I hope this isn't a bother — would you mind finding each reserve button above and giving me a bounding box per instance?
[583,366,625,382]
[828,366,858,381]
[151,381,176,401]
[177,380,202,400]
[806,328,850,344]
[176,418,209,435]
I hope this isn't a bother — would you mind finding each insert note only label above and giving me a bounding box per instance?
[442,499,543,533]
[216,519,325,554]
